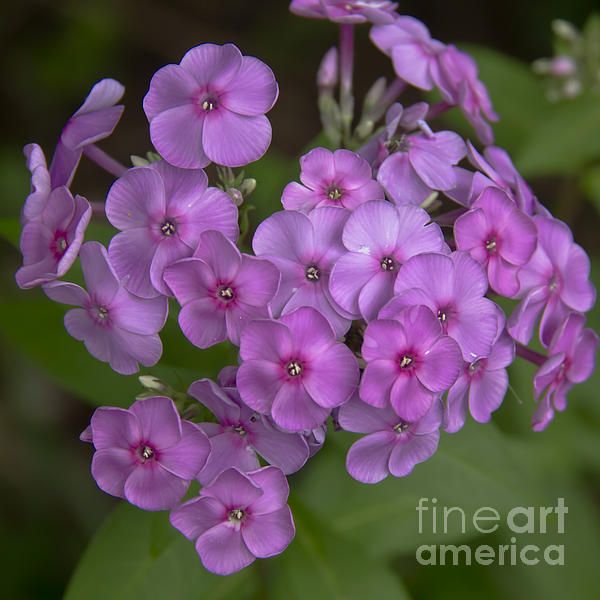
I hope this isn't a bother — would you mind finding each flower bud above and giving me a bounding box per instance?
[226,187,244,206]
[138,375,170,394]
[239,178,257,198]
[549,56,577,77]
[317,47,338,92]
[552,19,579,43]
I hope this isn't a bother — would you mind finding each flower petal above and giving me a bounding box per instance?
[221,56,278,116]
[170,495,225,540]
[346,431,395,484]
[242,507,294,558]
[196,524,255,575]
[129,396,182,449]
[388,431,439,477]
[124,464,189,510]
[203,111,271,167]
[150,104,209,169]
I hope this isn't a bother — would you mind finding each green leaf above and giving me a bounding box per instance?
[0,294,232,408]
[0,297,141,407]
[268,500,412,600]
[0,216,20,247]
[580,165,600,213]
[295,421,545,559]
[65,503,258,600]
[515,92,600,177]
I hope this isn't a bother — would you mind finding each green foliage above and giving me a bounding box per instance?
[65,504,258,600]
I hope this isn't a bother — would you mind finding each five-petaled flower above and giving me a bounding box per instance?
[85,396,210,511]
[237,306,359,432]
[144,43,278,169]
[454,187,537,297]
[361,304,462,421]
[165,230,280,347]
[170,467,295,575]
[339,394,443,483]
[43,242,168,374]
[282,147,384,212]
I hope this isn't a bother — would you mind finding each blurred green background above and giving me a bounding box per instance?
[1,1,600,598]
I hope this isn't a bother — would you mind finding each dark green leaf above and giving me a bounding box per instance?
[65,503,258,600]
[267,499,412,600]
[516,93,600,177]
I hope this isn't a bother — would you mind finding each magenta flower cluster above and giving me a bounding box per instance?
[16,1,597,577]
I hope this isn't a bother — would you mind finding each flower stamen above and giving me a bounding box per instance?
[327,186,343,201]
[380,256,396,271]
[305,265,320,281]
[286,361,303,377]
[161,221,176,236]
[229,508,245,522]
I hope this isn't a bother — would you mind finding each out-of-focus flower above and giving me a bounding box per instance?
[454,187,537,297]
[370,17,445,89]
[339,395,443,483]
[532,313,598,431]
[106,161,238,298]
[330,200,447,321]
[44,242,168,374]
[291,0,398,24]
[50,79,125,187]
[382,251,503,361]
[281,147,384,212]
[188,378,310,484]
[253,207,352,337]
[86,396,210,510]
[16,186,91,289]
[377,127,466,205]
[144,43,278,169]
[444,332,515,432]
[170,467,295,575]
[237,307,359,431]
[164,230,279,348]
[508,216,595,347]
[361,305,462,420]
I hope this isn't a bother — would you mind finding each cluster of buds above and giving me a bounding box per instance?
[533,16,600,101]
[15,0,597,576]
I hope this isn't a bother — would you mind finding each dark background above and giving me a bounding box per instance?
[1,1,599,598]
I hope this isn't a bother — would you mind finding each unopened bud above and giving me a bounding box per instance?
[131,155,150,167]
[138,375,170,394]
[562,78,582,98]
[317,47,339,92]
[226,187,244,206]
[131,151,162,167]
[552,19,579,43]
[550,56,577,77]
[365,77,387,110]
[318,94,342,146]
[239,178,257,198]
